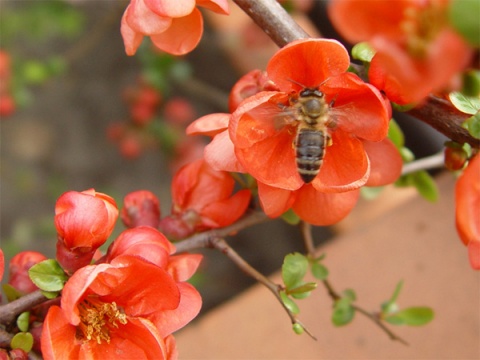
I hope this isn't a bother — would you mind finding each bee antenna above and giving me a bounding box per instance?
[287,78,308,88]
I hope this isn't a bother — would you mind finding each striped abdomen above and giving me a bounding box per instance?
[295,127,327,183]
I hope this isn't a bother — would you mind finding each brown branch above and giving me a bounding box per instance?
[231,0,479,148]
[0,290,48,325]
[173,210,269,253]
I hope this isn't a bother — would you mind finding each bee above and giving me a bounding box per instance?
[289,87,333,183]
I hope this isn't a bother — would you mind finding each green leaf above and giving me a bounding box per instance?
[411,171,439,202]
[351,42,375,63]
[41,290,60,299]
[384,307,434,326]
[310,261,329,280]
[449,92,480,115]
[17,312,30,332]
[2,284,23,302]
[11,332,34,352]
[281,208,301,225]
[282,253,308,290]
[280,291,300,315]
[388,119,405,149]
[389,280,404,304]
[461,70,480,97]
[449,0,480,47]
[332,298,355,326]
[463,112,480,139]
[288,282,317,299]
[342,289,356,302]
[381,280,403,314]
[28,259,68,292]
[399,147,415,163]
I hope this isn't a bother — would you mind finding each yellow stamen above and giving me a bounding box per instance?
[77,297,128,344]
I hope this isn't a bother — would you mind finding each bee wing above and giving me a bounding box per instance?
[243,98,298,132]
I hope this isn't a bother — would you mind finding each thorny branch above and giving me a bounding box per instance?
[299,222,409,345]
[232,0,479,149]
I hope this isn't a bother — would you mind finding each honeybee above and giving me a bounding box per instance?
[289,87,334,183]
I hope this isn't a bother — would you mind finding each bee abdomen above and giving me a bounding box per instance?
[295,128,326,183]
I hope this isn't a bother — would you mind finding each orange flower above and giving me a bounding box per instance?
[54,189,118,273]
[41,256,180,359]
[159,159,251,238]
[455,155,480,270]
[188,39,401,225]
[328,0,472,104]
[121,0,229,56]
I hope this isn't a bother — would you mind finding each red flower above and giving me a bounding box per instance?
[121,190,161,228]
[455,155,480,270]
[159,159,251,239]
[121,0,229,56]
[55,189,118,273]
[8,251,47,294]
[41,255,180,359]
[328,0,472,104]
[188,39,401,225]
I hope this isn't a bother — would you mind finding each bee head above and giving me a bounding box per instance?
[299,88,323,98]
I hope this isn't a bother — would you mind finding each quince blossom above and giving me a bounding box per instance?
[188,39,402,225]
[455,155,480,270]
[328,0,472,104]
[121,0,229,56]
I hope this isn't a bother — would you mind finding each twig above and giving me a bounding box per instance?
[401,152,445,176]
[209,236,317,340]
[299,221,409,345]
[231,0,479,148]
[0,290,48,325]
[174,210,269,253]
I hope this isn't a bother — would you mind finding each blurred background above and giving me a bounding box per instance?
[0,0,448,318]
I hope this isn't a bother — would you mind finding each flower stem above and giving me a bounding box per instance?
[401,151,445,175]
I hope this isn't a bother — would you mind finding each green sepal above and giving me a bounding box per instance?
[281,208,301,225]
[28,259,68,292]
[384,307,434,326]
[17,312,30,332]
[11,332,34,353]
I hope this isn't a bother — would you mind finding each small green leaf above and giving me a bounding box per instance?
[310,261,329,280]
[399,147,415,163]
[288,282,317,299]
[17,312,30,332]
[280,291,300,315]
[449,92,480,115]
[11,332,34,352]
[388,119,405,149]
[2,284,23,302]
[342,289,356,302]
[351,42,375,63]
[389,280,404,304]
[384,307,434,326]
[463,112,480,139]
[292,322,304,335]
[411,171,439,202]
[281,208,300,225]
[449,0,480,47]
[28,259,67,292]
[41,290,60,299]
[282,253,308,290]
[332,298,355,326]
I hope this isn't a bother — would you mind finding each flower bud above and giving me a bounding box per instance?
[444,143,468,171]
[9,251,47,294]
[121,190,161,228]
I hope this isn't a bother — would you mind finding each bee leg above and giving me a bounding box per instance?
[326,133,333,147]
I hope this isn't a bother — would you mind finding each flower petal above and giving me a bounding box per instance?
[257,182,295,218]
[144,0,195,17]
[125,0,172,34]
[196,0,230,15]
[41,306,81,359]
[266,38,350,92]
[204,130,245,172]
[364,138,402,186]
[121,9,145,55]
[186,113,229,137]
[324,72,390,141]
[150,8,203,55]
[313,130,369,192]
[168,253,203,282]
[201,188,251,227]
[292,186,359,226]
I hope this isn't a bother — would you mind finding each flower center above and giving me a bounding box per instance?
[401,1,447,58]
[77,296,127,344]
